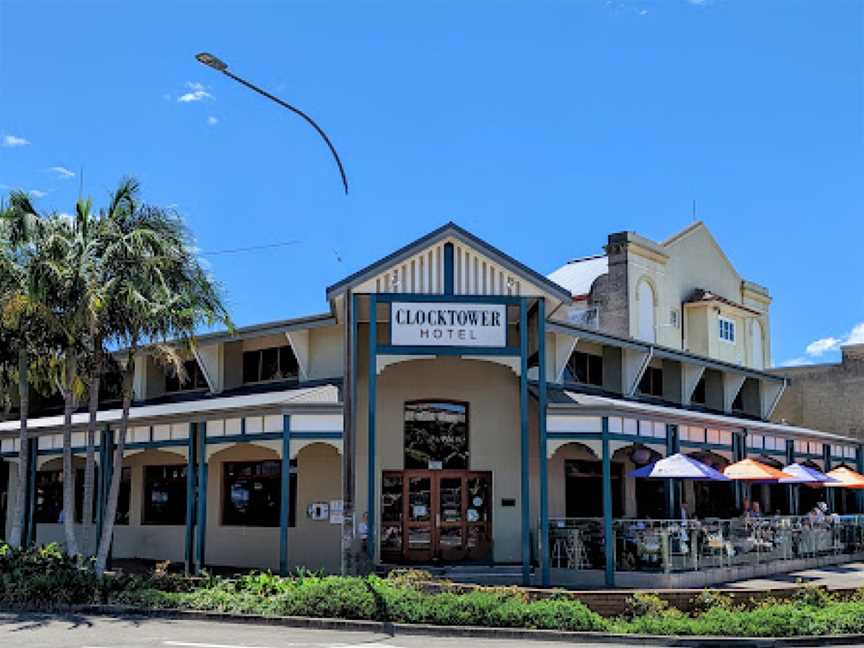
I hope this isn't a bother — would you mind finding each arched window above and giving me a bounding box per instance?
[750,319,764,369]
[637,279,656,343]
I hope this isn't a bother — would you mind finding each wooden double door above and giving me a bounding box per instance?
[381,470,493,563]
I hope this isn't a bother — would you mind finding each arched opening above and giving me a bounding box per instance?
[750,319,764,369]
[614,445,665,519]
[684,451,735,518]
[637,279,656,343]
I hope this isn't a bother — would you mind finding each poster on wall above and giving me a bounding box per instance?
[329,500,344,525]
[390,302,507,347]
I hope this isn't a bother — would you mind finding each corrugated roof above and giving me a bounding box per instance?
[546,255,608,297]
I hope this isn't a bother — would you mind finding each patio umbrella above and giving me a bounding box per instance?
[823,466,864,489]
[630,453,729,480]
[779,463,836,485]
[723,458,793,482]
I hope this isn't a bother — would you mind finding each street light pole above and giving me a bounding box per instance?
[195,52,349,195]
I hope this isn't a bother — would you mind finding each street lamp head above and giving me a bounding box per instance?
[195,52,228,72]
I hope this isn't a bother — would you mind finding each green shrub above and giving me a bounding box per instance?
[624,592,670,619]
[792,584,835,608]
[0,543,100,608]
[690,589,735,616]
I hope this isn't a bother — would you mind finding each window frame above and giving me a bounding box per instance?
[242,345,300,385]
[564,351,603,387]
[403,400,470,470]
[142,464,189,526]
[718,316,736,344]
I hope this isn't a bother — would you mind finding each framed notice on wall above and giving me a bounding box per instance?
[390,302,506,347]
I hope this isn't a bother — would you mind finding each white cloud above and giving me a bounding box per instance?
[177,81,213,103]
[28,189,47,198]
[207,116,219,126]
[805,337,841,357]
[2,134,30,147]
[638,9,649,15]
[789,321,864,366]
[49,165,75,179]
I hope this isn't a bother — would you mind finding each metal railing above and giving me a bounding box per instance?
[548,515,864,573]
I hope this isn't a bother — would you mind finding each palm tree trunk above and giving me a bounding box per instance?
[62,353,80,557]
[95,356,133,576]
[82,336,101,555]
[7,350,28,548]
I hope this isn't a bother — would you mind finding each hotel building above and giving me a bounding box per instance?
[0,222,860,587]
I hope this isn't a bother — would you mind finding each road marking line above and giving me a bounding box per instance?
[164,642,276,648]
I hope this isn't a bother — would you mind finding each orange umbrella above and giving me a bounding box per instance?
[823,466,864,489]
[723,458,793,481]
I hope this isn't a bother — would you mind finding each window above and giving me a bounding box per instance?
[731,389,744,412]
[114,467,132,525]
[638,367,663,397]
[222,460,296,527]
[34,470,64,523]
[143,465,188,525]
[404,401,468,470]
[242,345,299,384]
[564,351,603,387]
[165,359,207,393]
[719,317,736,343]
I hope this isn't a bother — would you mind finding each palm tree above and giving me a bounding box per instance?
[0,192,49,548]
[94,194,231,575]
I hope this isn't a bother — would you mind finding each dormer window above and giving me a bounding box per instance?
[165,359,207,393]
[719,317,736,343]
[638,367,664,397]
[564,351,603,387]
[243,345,299,384]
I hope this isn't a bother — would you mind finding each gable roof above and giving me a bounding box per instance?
[325,222,572,301]
[661,221,740,280]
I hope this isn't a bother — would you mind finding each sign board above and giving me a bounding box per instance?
[390,302,506,347]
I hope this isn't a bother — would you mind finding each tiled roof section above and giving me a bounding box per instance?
[546,254,608,298]
[685,288,761,316]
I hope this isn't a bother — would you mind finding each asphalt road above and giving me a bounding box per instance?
[3,613,864,648]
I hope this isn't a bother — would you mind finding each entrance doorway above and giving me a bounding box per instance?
[381,470,492,563]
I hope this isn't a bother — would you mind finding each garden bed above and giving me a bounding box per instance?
[4,544,864,638]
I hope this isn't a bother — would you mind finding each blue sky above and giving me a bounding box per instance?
[1,1,861,367]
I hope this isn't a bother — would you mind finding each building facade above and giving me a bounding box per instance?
[772,344,864,442]
[0,223,859,587]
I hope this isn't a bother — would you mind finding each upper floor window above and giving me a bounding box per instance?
[165,359,207,393]
[243,345,299,384]
[638,367,664,398]
[564,351,603,387]
[691,375,706,404]
[719,317,736,343]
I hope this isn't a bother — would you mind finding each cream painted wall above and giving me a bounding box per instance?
[308,326,344,380]
[354,338,523,564]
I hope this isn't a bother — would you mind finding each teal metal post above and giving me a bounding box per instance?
[537,299,550,587]
[184,422,196,575]
[367,294,377,563]
[785,439,796,515]
[519,299,531,585]
[664,424,679,518]
[823,444,834,513]
[195,421,208,573]
[601,416,615,587]
[857,446,864,514]
[733,431,744,511]
[280,414,292,575]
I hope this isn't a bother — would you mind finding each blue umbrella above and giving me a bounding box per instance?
[630,452,730,481]
[779,463,836,484]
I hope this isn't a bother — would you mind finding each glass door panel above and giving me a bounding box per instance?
[381,472,404,562]
[437,475,465,561]
[405,475,434,561]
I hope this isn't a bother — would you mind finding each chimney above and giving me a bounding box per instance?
[841,343,864,365]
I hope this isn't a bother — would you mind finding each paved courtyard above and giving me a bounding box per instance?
[724,561,864,591]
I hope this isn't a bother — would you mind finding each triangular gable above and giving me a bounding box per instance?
[662,221,741,283]
[325,222,571,303]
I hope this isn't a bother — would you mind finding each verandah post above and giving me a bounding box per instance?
[785,439,796,516]
[184,422,196,575]
[537,298,550,587]
[195,420,208,573]
[367,294,377,565]
[280,415,292,575]
[519,298,530,586]
[602,415,615,587]
[857,446,864,514]
[823,444,834,513]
